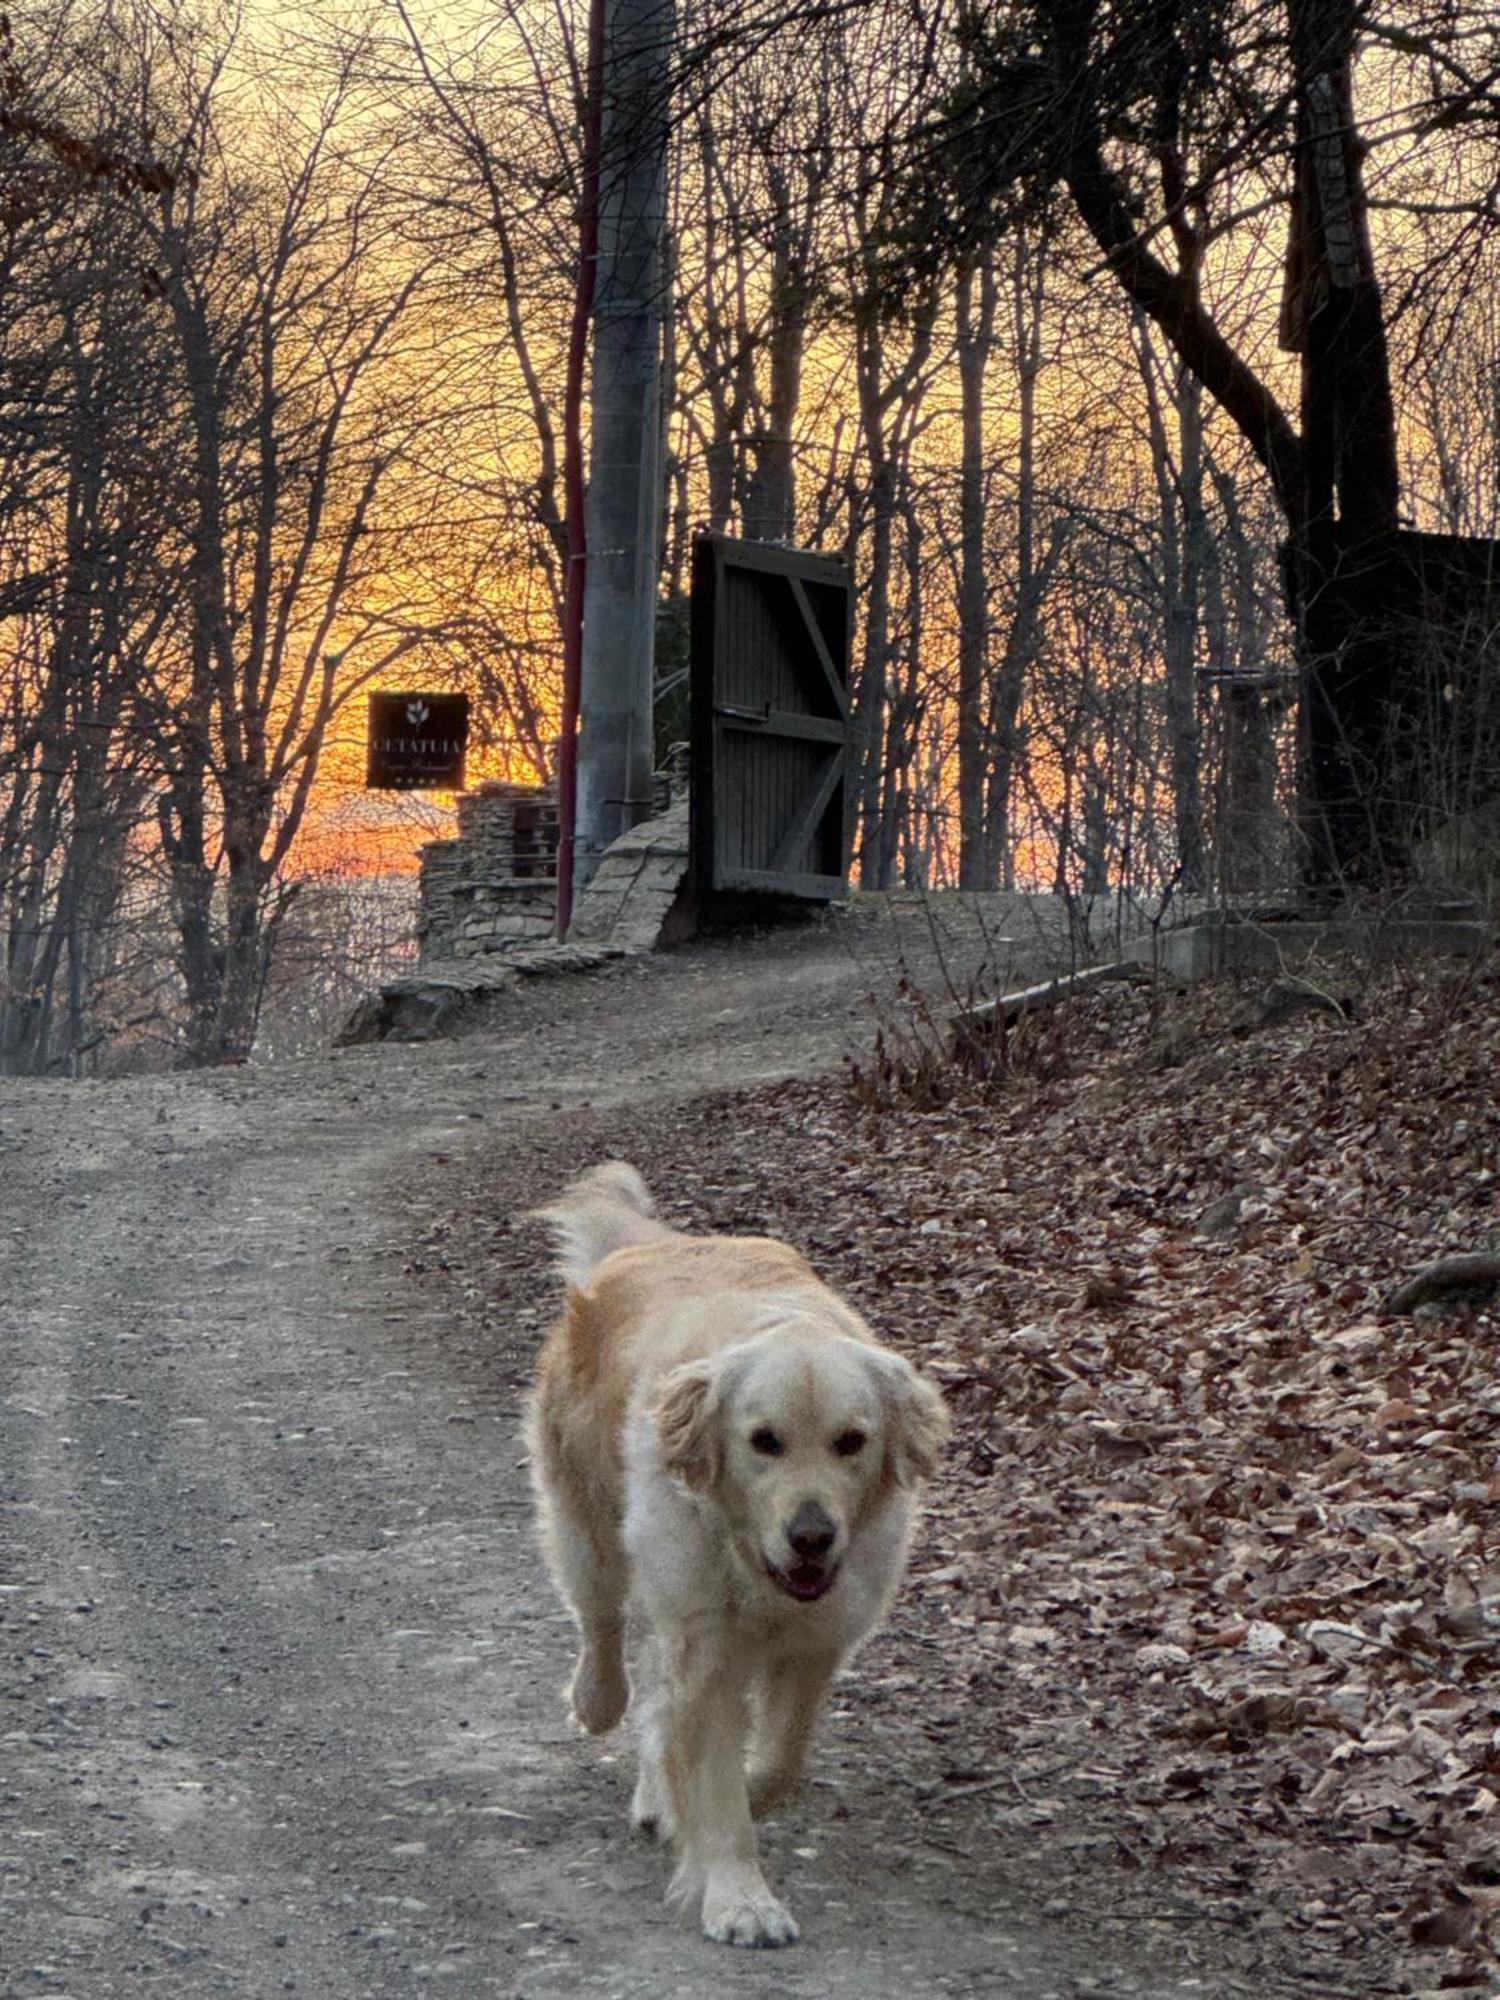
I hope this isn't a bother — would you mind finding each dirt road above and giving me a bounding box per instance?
[2,913,1259,1999]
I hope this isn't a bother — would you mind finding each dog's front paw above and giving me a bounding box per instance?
[569,1648,629,1735]
[630,1762,676,1842]
[700,1871,799,1949]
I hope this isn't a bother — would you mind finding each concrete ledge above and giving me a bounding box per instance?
[943,903,1494,1049]
[1123,915,1491,981]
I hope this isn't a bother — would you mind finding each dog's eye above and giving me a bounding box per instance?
[749,1428,784,1457]
[833,1429,867,1458]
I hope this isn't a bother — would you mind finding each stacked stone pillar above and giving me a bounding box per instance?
[417,782,559,964]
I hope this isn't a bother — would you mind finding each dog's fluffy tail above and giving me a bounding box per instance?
[531,1161,673,1288]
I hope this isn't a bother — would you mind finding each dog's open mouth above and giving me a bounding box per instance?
[768,1560,837,1603]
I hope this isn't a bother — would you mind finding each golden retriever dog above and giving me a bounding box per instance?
[526,1162,948,1948]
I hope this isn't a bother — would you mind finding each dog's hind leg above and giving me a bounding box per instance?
[747,1650,839,1816]
[569,1609,629,1736]
[534,1469,630,1735]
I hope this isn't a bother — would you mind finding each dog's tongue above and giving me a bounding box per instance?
[782,1562,833,1602]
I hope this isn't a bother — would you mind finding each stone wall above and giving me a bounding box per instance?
[418,781,559,964]
[566,800,691,951]
[419,753,694,965]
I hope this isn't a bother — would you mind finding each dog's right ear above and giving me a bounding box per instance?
[654,1359,722,1490]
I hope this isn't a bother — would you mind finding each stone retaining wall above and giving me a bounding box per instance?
[417,766,691,965]
[418,781,559,963]
[567,801,690,952]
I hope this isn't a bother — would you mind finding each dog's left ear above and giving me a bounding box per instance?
[874,1351,950,1486]
[654,1358,722,1490]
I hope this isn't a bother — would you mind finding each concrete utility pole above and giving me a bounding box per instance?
[574,0,673,891]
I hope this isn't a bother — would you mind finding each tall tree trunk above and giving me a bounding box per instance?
[1081,771,1110,899]
[855,462,896,886]
[1211,466,1285,895]
[877,495,925,887]
[1284,0,1404,886]
[852,285,896,886]
[1046,0,1404,885]
[158,782,218,1062]
[555,0,604,936]
[1,403,98,1074]
[985,231,1049,888]
[740,152,810,543]
[955,251,996,889]
[1137,313,1209,894]
[1171,371,1209,890]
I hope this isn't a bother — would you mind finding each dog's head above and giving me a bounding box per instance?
[654,1322,948,1604]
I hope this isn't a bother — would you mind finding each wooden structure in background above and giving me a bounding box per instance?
[689,534,853,902]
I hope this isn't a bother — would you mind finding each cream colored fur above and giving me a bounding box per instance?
[526,1162,948,1948]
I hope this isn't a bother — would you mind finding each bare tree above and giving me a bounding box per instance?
[0,3,180,1073]
[669,19,835,547]
[121,7,436,1063]
[1132,311,1208,893]
[923,0,1500,885]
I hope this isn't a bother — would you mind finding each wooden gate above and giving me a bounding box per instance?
[689,533,853,900]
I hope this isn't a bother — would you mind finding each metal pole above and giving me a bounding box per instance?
[574,0,673,891]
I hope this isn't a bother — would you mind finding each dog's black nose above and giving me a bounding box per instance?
[787,1502,836,1560]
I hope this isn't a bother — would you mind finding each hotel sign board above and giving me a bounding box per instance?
[366,692,469,791]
